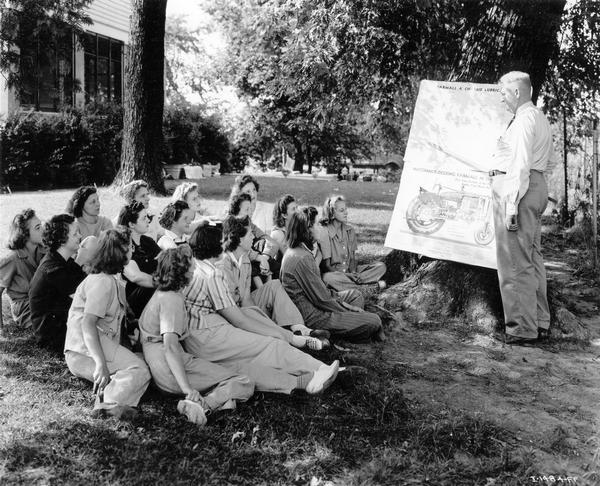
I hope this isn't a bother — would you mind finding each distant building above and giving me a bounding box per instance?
[0,0,132,116]
[351,151,404,175]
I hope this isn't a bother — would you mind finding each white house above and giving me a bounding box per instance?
[0,0,132,117]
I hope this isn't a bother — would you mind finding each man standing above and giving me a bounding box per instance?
[490,71,555,345]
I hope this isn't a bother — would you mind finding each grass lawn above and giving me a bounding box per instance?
[1,177,598,485]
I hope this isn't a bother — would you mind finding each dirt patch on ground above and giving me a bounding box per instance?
[378,240,600,484]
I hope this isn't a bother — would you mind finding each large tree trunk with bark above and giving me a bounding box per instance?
[114,0,167,194]
[381,1,584,340]
[379,251,589,341]
[451,0,566,102]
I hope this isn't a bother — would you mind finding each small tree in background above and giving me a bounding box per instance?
[541,0,600,224]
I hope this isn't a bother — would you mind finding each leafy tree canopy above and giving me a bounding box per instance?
[211,0,575,171]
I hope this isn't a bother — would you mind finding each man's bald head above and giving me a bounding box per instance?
[499,71,532,114]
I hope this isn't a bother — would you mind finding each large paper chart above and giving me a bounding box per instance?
[385,80,512,269]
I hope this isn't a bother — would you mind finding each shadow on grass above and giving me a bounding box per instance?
[0,392,533,485]
[1,316,533,484]
[0,374,410,484]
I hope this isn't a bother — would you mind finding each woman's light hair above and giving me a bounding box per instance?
[171,182,199,204]
[320,195,346,225]
[120,180,148,203]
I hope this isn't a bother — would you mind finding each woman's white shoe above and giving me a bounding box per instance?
[306,360,340,394]
[177,399,208,426]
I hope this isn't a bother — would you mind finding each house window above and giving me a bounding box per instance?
[19,23,74,111]
[82,33,123,104]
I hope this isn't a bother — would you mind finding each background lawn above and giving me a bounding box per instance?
[0,177,593,485]
[0,176,399,261]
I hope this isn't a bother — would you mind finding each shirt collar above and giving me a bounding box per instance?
[164,229,187,243]
[515,101,534,116]
[15,248,30,259]
[196,258,216,271]
[16,245,43,261]
[327,222,348,240]
[226,251,247,269]
[300,243,313,253]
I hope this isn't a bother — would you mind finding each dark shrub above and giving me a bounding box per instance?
[163,102,231,169]
[2,102,122,189]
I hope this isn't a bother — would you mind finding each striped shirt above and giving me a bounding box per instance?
[216,252,252,306]
[181,259,238,331]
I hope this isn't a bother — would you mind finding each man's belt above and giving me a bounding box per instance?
[488,170,506,177]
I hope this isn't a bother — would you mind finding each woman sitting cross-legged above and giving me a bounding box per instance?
[139,246,255,426]
[117,202,159,317]
[219,215,329,340]
[66,186,113,239]
[64,227,151,420]
[280,210,385,343]
[29,214,96,351]
[157,200,194,250]
[0,209,45,328]
[317,195,387,292]
[181,222,339,395]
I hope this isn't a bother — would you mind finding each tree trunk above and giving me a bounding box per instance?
[451,0,566,102]
[114,0,167,194]
[562,107,569,223]
[378,255,588,341]
[292,137,305,172]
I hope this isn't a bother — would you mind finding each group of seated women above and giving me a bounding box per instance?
[0,175,388,425]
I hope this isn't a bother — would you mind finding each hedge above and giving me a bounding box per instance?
[1,102,232,190]
[2,103,123,190]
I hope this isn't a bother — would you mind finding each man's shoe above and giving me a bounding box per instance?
[537,328,551,341]
[493,331,537,347]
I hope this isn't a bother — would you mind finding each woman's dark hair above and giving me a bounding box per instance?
[229,174,259,200]
[303,206,319,227]
[66,186,97,218]
[272,194,295,228]
[222,215,250,252]
[89,227,131,275]
[286,211,314,250]
[117,202,145,228]
[159,200,189,230]
[228,193,252,217]
[43,214,76,252]
[7,208,36,250]
[188,221,223,260]
[154,245,193,291]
